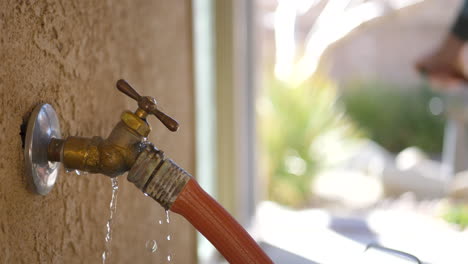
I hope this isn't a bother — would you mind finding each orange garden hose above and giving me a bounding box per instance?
[171,179,274,264]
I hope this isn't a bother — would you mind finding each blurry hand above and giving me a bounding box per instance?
[416,35,466,89]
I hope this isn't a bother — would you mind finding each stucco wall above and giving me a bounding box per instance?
[0,0,196,263]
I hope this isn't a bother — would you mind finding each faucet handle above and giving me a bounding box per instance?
[116,79,142,101]
[116,79,180,132]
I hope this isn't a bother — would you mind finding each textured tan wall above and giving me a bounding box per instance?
[0,0,196,263]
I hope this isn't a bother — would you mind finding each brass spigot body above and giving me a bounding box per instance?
[48,110,151,177]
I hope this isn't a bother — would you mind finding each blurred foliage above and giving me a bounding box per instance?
[442,204,468,229]
[258,76,361,207]
[341,81,445,153]
[259,77,446,207]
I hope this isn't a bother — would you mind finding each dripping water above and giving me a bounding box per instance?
[166,210,172,262]
[102,178,119,264]
[145,211,172,260]
[145,239,158,253]
[165,210,170,224]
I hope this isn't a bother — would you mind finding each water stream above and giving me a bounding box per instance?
[102,178,119,264]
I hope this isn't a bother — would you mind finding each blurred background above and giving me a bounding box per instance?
[194,0,468,263]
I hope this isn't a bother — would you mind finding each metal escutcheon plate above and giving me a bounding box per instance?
[24,103,62,195]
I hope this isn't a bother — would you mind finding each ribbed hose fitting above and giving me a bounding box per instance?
[127,143,191,210]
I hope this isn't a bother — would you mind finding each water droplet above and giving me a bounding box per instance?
[167,255,172,261]
[165,210,170,224]
[158,220,162,225]
[65,169,88,176]
[145,240,158,253]
[167,235,171,241]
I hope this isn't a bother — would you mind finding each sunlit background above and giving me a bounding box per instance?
[193,0,468,263]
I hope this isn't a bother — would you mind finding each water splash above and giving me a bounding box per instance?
[166,235,171,241]
[145,240,158,253]
[167,255,172,262]
[102,178,119,264]
[158,220,162,225]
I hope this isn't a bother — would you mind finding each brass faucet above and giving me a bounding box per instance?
[47,80,191,210]
[47,79,179,177]
[40,80,273,263]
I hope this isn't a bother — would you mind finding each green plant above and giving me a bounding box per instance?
[258,76,361,207]
[442,204,468,229]
[341,81,445,153]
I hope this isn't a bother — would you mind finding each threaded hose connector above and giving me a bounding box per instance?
[127,144,191,210]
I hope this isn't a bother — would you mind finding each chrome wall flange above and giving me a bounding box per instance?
[24,103,62,195]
